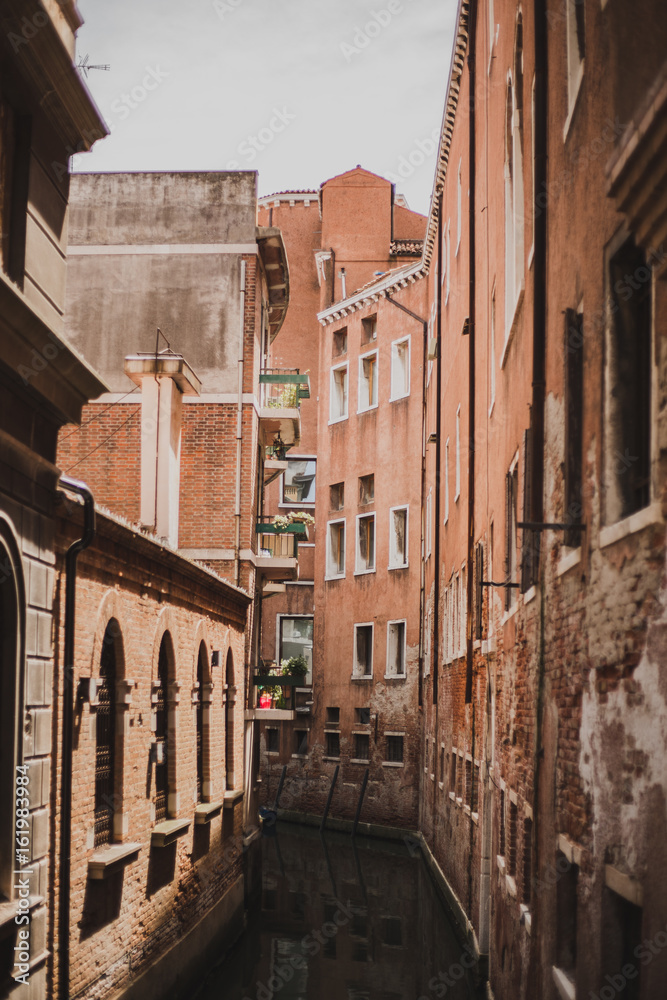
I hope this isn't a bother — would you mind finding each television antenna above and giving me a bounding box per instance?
[76,54,111,79]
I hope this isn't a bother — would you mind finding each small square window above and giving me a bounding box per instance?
[386,735,404,763]
[359,474,374,505]
[361,315,377,344]
[356,514,375,573]
[326,707,340,725]
[354,733,370,760]
[356,707,371,725]
[330,482,344,511]
[354,624,373,677]
[294,730,308,756]
[325,731,340,758]
[266,728,279,753]
[333,327,348,357]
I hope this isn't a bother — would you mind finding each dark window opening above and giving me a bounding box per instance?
[326,707,340,724]
[508,800,518,877]
[522,818,532,904]
[361,315,377,344]
[154,636,170,823]
[294,730,308,756]
[266,728,279,753]
[359,474,375,505]
[95,623,117,847]
[333,327,348,357]
[355,625,373,676]
[330,482,344,510]
[608,236,652,520]
[556,854,578,973]
[354,733,370,760]
[325,731,340,758]
[196,643,206,803]
[565,309,584,546]
[601,887,642,1000]
[382,916,403,947]
[386,735,404,764]
[356,707,371,725]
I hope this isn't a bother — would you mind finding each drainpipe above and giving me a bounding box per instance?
[58,476,95,1000]
[433,196,444,710]
[234,259,247,587]
[383,291,428,712]
[465,0,479,926]
[529,0,548,987]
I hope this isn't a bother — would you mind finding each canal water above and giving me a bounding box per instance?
[190,823,479,1000]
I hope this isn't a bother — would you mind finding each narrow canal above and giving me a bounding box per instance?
[186,823,480,1000]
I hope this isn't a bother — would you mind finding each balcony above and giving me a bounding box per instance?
[253,519,309,581]
[246,663,311,721]
[258,369,310,454]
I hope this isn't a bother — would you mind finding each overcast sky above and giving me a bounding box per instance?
[74,0,457,215]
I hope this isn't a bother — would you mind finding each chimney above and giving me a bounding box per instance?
[123,353,201,547]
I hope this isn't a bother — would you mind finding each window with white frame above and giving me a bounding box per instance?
[443,588,449,663]
[459,567,467,655]
[444,438,450,523]
[452,574,459,658]
[330,362,348,422]
[565,0,585,115]
[278,616,313,685]
[358,350,378,411]
[353,624,373,677]
[390,337,410,400]
[386,620,406,677]
[326,519,345,579]
[389,506,408,569]
[446,221,451,301]
[355,513,376,573]
[281,457,316,506]
[488,0,495,58]
[456,160,462,254]
[455,406,461,501]
[425,488,432,559]
[505,69,525,338]
[490,287,496,411]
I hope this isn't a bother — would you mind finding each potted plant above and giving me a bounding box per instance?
[281,654,309,679]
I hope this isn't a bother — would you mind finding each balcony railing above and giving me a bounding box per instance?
[259,368,310,410]
[253,519,308,581]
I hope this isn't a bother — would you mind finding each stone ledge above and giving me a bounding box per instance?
[223,789,244,810]
[88,842,142,879]
[151,820,190,848]
[195,802,223,825]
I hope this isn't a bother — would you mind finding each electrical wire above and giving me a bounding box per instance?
[60,386,140,440]
[64,407,140,473]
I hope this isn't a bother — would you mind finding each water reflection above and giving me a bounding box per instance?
[194,824,477,1000]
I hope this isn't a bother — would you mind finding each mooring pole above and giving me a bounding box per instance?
[352,768,370,838]
[320,765,339,832]
[273,765,287,810]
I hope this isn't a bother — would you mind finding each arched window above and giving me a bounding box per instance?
[94,622,118,847]
[225,650,235,790]
[155,634,172,822]
[196,642,210,804]
[0,524,24,901]
[505,18,525,337]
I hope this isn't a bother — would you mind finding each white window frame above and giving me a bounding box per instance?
[276,613,314,685]
[390,336,410,401]
[325,518,346,580]
[459,565,467,656]
[388,504,409,569]
[444,438,450,524]
[490,286,496,414]
[455,406,461,501]
[446,221,451,303]
[425,488,432,559]
[488,0,495,68]
[355,511,376,575]
[386,619,407,678]
[565,0,585,127]
[353,622,374,678]
[456,160,462,255]
[358,349,379,413]
[504,73,525,345]
[329,361,349,424]
[279,455,317,508]
[424,606,432,676]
